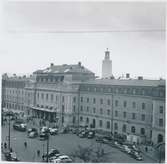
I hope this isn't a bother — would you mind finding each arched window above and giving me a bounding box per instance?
[131,126,136,133]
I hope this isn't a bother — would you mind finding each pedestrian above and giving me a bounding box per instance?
[145,146,148,152]
[1,143,3,150]
[24,141,27,148]
[4,142,7,149]
[10,147,13,152]
[42,154,45,161]
[37,150,40,156]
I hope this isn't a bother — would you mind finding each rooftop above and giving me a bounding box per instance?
[78,79,165,87]
[33,62,94,75]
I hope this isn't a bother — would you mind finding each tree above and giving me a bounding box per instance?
[71,143,110,162]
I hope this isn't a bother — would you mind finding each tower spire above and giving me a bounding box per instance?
[102,48,112,78]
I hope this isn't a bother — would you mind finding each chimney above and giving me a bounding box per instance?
[78,62,81,66]
[138,76,143,80]
[126,73,130,78]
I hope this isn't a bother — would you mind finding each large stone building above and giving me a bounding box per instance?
[1,52,165,145]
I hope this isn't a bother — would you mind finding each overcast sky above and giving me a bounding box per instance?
[0,1,165,79]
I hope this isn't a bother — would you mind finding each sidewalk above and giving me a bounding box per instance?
[139,145,159,162]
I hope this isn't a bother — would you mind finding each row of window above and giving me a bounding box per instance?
[79,116,110,129]
[80,97,111,105]
[114,111,146,121]
[80,85,165,97]
[36,76,64,83]
[4,103,24,111]
[78,106,111,115]
[114,123,146,135]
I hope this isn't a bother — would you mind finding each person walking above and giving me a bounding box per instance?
[24,141,27,148]
[37,150,40,157]
[4,142,7,149]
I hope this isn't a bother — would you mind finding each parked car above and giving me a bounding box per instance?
[13,120,26,132]
[39,132,48,140]
[78,130,88,138]
[5,152,20,161]
[49,154,62,162]
[43,149,60,159]
[28,128,38,138]
[122,145,131,154]
[87,131,95,139]
[40,126,49,133]
[51,155,72,163]
[130,150,143,161]
[49,127,58,135]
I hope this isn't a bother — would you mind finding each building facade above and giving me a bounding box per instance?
[1,63,165,145]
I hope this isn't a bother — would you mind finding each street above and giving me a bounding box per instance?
[1,119,156,163]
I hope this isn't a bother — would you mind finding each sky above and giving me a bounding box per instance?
[0,1,166,79]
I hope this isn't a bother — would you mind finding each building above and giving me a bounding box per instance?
[1,55,165,145]
[102,48,112,78]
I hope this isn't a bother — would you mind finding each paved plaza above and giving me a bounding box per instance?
[1,118,157,163]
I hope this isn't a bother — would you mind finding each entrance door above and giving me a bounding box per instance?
[157,134,163,143]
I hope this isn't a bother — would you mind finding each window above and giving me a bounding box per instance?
[93,108,96,113]
[73,97,76,103]
[87,106,89,112]
[123,112,126,118]
[114,123,118,130]
[93,98,96,104]
[100,99,103,104]
[115,100,118,107]
[81,97,83,102]
[122,124,126,132]
[159,106,163,114]
[80,106,83,111]
[80,116,83,122]
[159,119,163,127]
[132,102,136,108]
[123,101,127,108]
[51,94,54,101]
[46,94,48,100]
[141,114,145,121]
[142,103,145,109]
[41,93,44,99]
[107,110,110,115]
[86,117,89,124]
[73,105,76,112]
[87,98,89,103]
[115,111,118,117]
[141,128,145,135]
[132,113,136,119]
[62,105,65,112]
[131,126,136,133]
[62,96,65,103]
[99,120,103,127]
[107,99,111,105]
[100,108,103,114]
[106,121,110,129]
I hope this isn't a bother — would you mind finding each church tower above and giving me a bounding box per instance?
[102,48,112,78]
